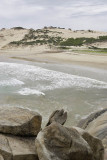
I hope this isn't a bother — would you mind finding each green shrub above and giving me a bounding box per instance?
[60,38,84,46]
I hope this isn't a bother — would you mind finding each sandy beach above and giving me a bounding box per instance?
[0,27,107,69]
[0,49,107,69]
[0,48,107,126]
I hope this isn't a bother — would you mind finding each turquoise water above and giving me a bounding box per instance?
[0,60,107,127]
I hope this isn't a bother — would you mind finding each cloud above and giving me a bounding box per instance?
[0,0,107,31]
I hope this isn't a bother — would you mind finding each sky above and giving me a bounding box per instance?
[0,0,107,31]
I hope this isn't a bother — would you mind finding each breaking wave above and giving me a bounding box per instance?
[0,78,24,86]
[0,62,107,95]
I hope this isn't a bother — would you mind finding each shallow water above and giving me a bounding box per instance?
[0,60,107,127]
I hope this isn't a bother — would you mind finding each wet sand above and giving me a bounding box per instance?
[0,49,107,69]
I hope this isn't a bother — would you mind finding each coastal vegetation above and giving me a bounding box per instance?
[1,27,106,52]
[11,27,25,30]
[72,47,107,54]
[9,28,107,49]
[60,36,107,46]
[9,29,64,46]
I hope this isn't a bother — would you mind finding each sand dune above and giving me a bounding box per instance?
[0,27,107,50]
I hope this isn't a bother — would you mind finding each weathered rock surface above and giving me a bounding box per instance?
[35,122,104,160]
[74,127,104,160]
[0,155,4,160]
[46,109,67,126]
[77,108,107,160]
[0,107,42,136]
[0,134,38,160]
[77,108,107,130]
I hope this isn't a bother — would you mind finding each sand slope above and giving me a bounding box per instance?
[0,27,107,51]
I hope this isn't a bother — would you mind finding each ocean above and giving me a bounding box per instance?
[0,60,107,127]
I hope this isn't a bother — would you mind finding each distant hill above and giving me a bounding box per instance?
[0,27,107,50]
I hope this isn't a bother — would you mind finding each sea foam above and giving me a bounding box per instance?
[18,88,45,96]
[0,78,24,86]
[0,62,107,95]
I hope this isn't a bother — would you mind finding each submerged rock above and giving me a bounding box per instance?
[0,107,42,136]
[35,122,104,160]
[0,134,38,160]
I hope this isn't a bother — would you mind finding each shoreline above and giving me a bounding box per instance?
[0,49,107,70]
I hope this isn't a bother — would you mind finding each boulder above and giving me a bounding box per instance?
[35,122,104,160]
[0,155,4,160]
[77,108,107,130]
[0,134,12,160]
[74,127,104,160]
[0,134,38,160]
[77,108,107,160]
[0,107,42,136]
[46,109,67,126]
[104,149,107,160]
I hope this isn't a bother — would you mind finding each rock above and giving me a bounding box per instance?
[35,122,103,160]
[0,134,12,160]
[0,155,4,160]
[46,109,67,126]
[74,127,104,160]
[0,107,42,136]
[104,149,107,160]
[85,111,107,147]
[0,134,38,160]
[77,108,107,160]
[77,108,107,130]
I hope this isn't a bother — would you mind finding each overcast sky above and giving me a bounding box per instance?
[0,0,107,31]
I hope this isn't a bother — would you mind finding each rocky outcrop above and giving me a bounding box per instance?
[0,155,4,160]
[0,134,38,160]
[77,108,107,160]
[0,107,42,136]
[0,107,106,160]
[74,127,104,160]
[46,109,67,126]
[0,106,41,160]
[77,108,107,130]
[35,122,104,160]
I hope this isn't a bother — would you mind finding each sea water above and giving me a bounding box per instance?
[0,60,107,127]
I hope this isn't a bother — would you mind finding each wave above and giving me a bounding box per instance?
[18,88,45,96]
[0,62,107,94]
[0,78,24,86]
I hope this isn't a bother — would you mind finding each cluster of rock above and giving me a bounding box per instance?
[0,107,106,160]
[77,108,107,160]
[0,107,41,160]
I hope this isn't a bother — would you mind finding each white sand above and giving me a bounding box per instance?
[0,28,107,50]
[0,49,107,70]
[0,28,107,69]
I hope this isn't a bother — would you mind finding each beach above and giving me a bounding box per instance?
[0,48,107,69]
[0,49,107,127]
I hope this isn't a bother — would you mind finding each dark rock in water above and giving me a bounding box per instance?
[77,108,107,160]
[0,134,38,160]
[0,107,42,136]
[46,109,67,126]
[35,122,104,160]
